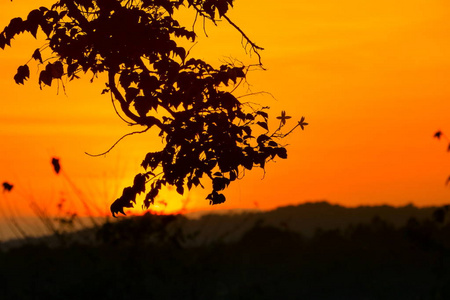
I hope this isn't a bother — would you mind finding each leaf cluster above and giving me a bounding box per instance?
[2,0,305,217]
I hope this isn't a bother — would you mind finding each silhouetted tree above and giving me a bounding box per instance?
[1,0,307,216]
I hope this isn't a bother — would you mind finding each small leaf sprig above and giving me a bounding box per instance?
[272,110,308,139]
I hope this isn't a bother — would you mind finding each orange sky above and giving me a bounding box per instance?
[0,0,450,219]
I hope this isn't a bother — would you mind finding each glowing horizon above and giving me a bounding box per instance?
[0,0,449,221]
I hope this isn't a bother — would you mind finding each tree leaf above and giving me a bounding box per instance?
[245,113,254,120]
[67,63,79,78]
[26,9,43,38]
[39,20,53,37]
[257,111,268,119]
[141,151,163,170]
[31,48,43,63]
[133,173,147,194]
[276,148,288,159]
[134,95,156,117]
[50,61,64,78]
[39,70,52,88]
[125,87,139,103]
[212,177,230,191]
[206,191,226,205]
[242,156,253,170]
[4,18,24,40]
[216,0,229,17]
[0,34,6,50]
[14,65,30,85]
[257,134,270,145]
[257,121,268,131]
[110,187,137,217]
[298,116,309,130]
[176,184,184,195]
[202,0,215,19]
[173,47,186,61]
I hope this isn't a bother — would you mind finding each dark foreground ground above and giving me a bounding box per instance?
[1,202,449,299]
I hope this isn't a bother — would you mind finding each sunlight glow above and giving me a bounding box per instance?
[0,0,449,228]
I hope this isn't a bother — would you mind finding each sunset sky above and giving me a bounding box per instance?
[0,0,449,220]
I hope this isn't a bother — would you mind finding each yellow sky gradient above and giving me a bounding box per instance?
[0,0,449,218]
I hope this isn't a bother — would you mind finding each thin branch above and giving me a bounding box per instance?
[202,15,208,37]
[184,42,198,65]
[110,90,135,126]
[229,63,252,94]
[145,171,164,184]
[280,123,300,138]
[272,117,308,139]
[192,10,199,32]
[236,91,276,100]
[230,63,265,96]
[85,126,150,157]
[108,71,165,129]
[221,14,264,66]
[229,74,245,94]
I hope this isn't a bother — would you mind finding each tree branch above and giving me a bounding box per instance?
[221,15,264,66]
[109,90,136,126]
[190,4,263,65]
[108,71,165,130]
[85,126,150,157]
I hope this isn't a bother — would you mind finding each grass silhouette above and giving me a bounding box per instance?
[0,157,112,244]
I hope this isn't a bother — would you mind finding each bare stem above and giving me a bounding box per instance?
[85,126,150,157]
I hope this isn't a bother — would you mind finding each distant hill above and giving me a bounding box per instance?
[2,201,441,250]
[261,201,437,235]
[176,201,439,246]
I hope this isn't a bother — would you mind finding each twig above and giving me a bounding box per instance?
[110,91,135,126]
[236,91,276,100]
[85,126,150,157]
[202,15,208,37]
[192,10,199,32]
[281,123,300,138]
[221,14,264,66]
[184,42,199,64]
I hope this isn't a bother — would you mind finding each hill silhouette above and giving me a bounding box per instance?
[1,201,449,299]
[175,201,438,246]
[0,201,439,249]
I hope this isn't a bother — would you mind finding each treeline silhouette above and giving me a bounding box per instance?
[0,202,449,299]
